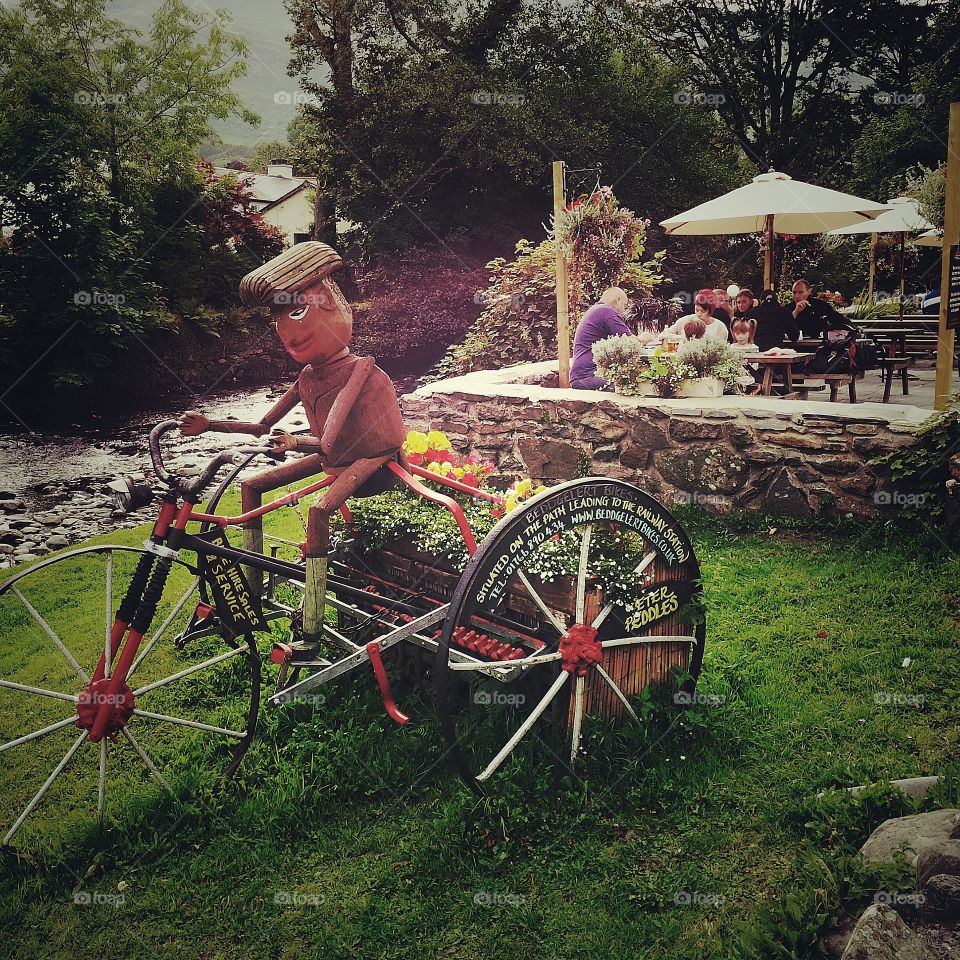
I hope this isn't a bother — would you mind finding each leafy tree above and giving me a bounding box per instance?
[0,0,263,414]
[285,0,741,250]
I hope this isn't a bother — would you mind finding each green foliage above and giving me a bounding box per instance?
[675,337,744,389]
[0,0,270,413]
[592,335,653,395]
[908,163,945,231]
[873,393,960,539]
[426,194,665,380]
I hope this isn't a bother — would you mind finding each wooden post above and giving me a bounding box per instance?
[763,213,774,290]
[935,103,960,411]
[898,231,906,322]
[867,231,877,302]
[553,160,571,388]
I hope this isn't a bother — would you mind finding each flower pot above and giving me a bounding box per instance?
[678,377,724,398]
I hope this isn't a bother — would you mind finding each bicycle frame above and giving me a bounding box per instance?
[82,452,503,739]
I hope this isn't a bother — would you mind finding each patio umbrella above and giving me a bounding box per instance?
[915,227,943,247]
[660,170,890,289]
[828,197,936,316]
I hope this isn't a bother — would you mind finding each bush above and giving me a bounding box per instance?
[591,335,651,395]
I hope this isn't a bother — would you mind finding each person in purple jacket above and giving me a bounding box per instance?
[570,287,632,390]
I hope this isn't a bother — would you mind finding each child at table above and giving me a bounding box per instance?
[731,318,762,393]
[731,317,756,347]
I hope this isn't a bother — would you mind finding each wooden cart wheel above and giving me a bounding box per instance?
[0,546,260,854]
[435,478,705,791]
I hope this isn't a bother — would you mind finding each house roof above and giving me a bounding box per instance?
[212,166,316,211]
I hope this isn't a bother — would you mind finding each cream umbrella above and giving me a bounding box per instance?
[828,197,936,314]
[915,227,943,247]
[660,170,890,288]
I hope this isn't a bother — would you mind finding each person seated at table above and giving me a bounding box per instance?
[664,296,730,341]
[730,317,757,347]
[711,288,735,329]
[750,289,800,351]
[790,278,844,338]
[682,318,707,339]
[733,288,756,320]
[570,286,632,390]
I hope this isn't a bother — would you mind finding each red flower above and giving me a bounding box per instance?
[817,630,828,639]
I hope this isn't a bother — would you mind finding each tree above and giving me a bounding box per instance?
[638,0,880,179]
[0,0,262,413]
[284,0,741,250]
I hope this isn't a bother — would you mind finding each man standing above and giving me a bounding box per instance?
[570,287,632,390]
[791,278,845,338]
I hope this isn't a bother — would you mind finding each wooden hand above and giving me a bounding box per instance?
[180,410,210,436]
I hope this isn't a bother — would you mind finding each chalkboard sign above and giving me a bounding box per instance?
[199,530,267,634]
[949,243,960,331]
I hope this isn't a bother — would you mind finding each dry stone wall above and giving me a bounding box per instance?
[401,362,929,519]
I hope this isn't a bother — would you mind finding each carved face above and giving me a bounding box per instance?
[272,278,353,366]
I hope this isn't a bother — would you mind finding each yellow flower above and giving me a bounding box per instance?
[426,461,442,474]
[404,431,429,455]
[453,466,465,479]
[439,461,453,475]
[514,478,533,498]
[533,485,548,496]
[504,494,519,513]
[426,430,451,451]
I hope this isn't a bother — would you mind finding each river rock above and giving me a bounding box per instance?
[839,904,935,960]
[918,873,960,920]
[15,553,37,563]
[0,544,14,555]
[861,810,960,867]
[917,839,960,886]
[844,777,941,801]
[45,535,69,549]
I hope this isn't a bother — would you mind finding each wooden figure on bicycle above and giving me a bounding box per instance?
[180,242,406,655]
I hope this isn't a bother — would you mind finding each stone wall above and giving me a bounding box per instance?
[400,362,930,519]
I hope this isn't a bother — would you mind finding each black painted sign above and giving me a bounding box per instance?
[200,530,266,633]
[472,479,695,612]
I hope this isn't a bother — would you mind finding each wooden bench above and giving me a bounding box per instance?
[878,356,914,403]
[792,372,859,403]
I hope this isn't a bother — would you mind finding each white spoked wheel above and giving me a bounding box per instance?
[0,546,260,855]
[435,478,705,791]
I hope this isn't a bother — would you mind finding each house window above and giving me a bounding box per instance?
[292,232,311,245]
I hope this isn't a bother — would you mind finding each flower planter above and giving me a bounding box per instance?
[678,376,724,398]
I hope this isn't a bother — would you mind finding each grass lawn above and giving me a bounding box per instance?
[1,505,958,960]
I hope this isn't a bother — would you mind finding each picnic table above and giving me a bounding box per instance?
[740,350,813,396]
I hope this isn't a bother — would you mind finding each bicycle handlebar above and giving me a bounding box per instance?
[148,420,285,499]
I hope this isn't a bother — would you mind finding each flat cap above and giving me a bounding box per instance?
[239,241,344,307]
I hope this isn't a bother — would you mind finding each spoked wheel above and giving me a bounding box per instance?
[0,545,260,854]
[435,478,705,791]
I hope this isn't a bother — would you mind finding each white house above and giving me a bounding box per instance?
[213,160,317,246]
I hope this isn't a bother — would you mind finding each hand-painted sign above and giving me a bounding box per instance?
[200,530,266,633]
